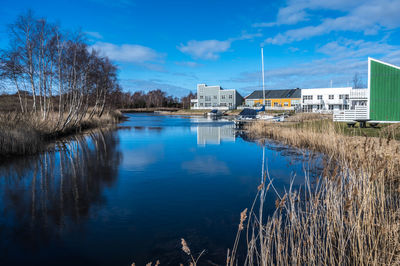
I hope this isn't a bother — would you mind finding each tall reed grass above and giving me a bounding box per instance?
[236,119,400,265]
[0,110,123,157]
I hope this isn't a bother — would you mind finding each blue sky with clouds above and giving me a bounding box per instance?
[1,0,400,96]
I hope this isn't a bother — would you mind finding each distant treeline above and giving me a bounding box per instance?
[0,10,120,131]
[109,90,196,109]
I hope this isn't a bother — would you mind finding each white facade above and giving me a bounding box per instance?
[191,84,243,110]
[333,88,369,122]
[301,87,353,113]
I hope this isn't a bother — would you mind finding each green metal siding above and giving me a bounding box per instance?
[370,60,400,121]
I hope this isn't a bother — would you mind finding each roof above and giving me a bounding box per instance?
[246,89,301,100]
[239,108,258,117]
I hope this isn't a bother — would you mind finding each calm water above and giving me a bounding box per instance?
[0,114,321,265]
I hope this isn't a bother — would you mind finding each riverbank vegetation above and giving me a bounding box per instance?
[112,89,187,109]
[282,112,400,139]
[0,11,122,157]
[237,116,400,265]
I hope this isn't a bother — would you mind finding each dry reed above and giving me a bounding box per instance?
[0,110,122,157]
[239,119,400,265]
[180,238,205,266]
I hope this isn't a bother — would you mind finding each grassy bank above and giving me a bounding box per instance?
[0,110,123,157]
[237,116,400,265]
[119,107,181,113]
[284,113,400,140]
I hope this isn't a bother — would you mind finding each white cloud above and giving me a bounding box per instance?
[91,42,164,63]
[262,0,400,44]
[85,31,103,39]
[177,31,261,60]
[177,39,231,60]
[254,0,366,28]
[175,61,201,67]
[317,38,399,59]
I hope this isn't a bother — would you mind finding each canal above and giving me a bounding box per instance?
[0,113,321,265]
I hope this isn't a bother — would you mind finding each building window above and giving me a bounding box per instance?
[221,95,225,99]
[317,95,323,100]
[213,95,217,99]
[229,95,233,99]
[329,105,334,110]
[274,102,279,107]
[345,94,349,99]
[329,95,334,99]
[199,96,203,99]
[205,103,211,107]
[205,96,211,101]
[266,100,271,107]
[344,105,349,110]
[339,94,349,100]
[200,103,203,107]
[220,103,227,106]
[303,95,313,100]
[284,102,289,106]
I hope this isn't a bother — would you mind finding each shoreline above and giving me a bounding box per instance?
[0,110,125,159]
[241,118,400,265]
[120,108,242,116]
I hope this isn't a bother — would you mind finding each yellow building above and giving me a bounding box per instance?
[245,89,301,109]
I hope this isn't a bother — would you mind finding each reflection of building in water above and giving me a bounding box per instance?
[197,125,235,145]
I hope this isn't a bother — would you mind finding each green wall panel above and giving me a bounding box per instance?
[370,60,400,121]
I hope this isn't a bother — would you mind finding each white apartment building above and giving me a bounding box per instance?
[301,87,353,113]
[191,84,244,110]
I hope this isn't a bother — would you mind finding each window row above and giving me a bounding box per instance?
[199,94,233,100]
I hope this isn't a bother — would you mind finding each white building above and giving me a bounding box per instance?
[191,84,244,110]
[301,87,354,113]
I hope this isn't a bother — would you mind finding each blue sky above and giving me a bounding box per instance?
[1,0,400,97]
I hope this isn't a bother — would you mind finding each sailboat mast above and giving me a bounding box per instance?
[261,48,265,106]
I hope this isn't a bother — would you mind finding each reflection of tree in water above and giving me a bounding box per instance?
[0,130,121,247]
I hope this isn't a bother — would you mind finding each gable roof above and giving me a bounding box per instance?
[246,88,301,99]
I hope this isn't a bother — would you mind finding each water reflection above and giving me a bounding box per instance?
[196,124,235,145]
[0,130,121,252]
[0,114,324,265]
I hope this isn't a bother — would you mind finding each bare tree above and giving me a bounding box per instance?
[0,10,120,131]
[181,91,196,109]
[352,72,365,89]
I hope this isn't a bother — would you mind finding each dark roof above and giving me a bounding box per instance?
[246,88,301,99]
[239,108,258,117]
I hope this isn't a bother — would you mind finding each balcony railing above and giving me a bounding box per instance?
[302,99,323,104]
[350,89,368,99]
[333,106,368,122]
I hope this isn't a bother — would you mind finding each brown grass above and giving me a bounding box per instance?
[0,110,123,157]
[238,119,400,265]
[285,112,332,122]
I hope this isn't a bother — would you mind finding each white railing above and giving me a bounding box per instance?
[324,99,348,105]
[302,99,323,105]
[333,106,368,122]
[238,106,295,110]
[350,89,368,99]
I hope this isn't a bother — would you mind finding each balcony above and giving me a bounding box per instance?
[350,89,368,99]
[302,99,323,105]
[333,106,368,122]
